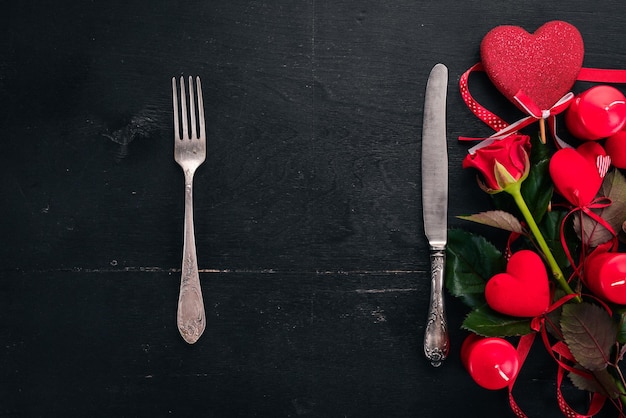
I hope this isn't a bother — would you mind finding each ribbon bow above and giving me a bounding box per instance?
[460,64,575,154]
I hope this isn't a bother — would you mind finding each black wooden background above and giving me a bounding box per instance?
[2,1,626,417]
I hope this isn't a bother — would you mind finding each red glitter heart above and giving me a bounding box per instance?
[481,21,584,110]
[485,250,550,317]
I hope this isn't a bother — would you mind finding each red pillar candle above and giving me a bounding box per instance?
[565,85,626,140]
[461,334,520,390]
[585,251,626,305]
[605,130,626,168]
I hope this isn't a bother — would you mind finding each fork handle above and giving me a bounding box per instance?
[177,174,206,344]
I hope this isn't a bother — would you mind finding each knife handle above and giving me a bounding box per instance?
[424,247,449,367]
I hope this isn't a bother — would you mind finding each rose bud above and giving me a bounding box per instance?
[462,134,531,194]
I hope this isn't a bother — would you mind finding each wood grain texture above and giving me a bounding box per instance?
[3,0,626,416]
[0,270,562,417]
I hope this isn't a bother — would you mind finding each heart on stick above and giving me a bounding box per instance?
[480,20,584,111]
[549,143,606,207]
[485,250,550,317]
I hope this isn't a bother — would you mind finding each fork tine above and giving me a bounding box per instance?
[179,76,189,140]
[188,76,197,140]
[172,77,180,140]
[196,76,205,139]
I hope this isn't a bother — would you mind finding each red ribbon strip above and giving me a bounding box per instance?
[459,64,626,152]
[577,68,626,83]
[558,197,617,281]
[508,332,535,418]
[553,341,607,418]
[508,294,611,417]
[459,63,509,133]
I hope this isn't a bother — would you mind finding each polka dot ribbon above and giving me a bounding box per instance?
[508,295,610,418]
[459,63,573,153]
[459,63,626,154]
[459,63,508,133]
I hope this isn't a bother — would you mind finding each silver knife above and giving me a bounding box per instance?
[421,63,450,367]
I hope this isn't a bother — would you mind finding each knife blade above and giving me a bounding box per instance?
[421,63,450,367]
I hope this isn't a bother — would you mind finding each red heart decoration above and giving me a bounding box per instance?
[576,141,611,177]
[549,145,604,206]
[485,250,550,317]
[481,21,584,110]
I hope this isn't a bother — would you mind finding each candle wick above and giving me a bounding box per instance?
[494,364,511,382]
[606,100,626,110]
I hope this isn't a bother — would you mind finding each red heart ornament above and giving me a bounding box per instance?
[576,141,611,178]
[485,250,550,317]
[549,145,604,206]
[481,21,584,110]
[577,141,607,164]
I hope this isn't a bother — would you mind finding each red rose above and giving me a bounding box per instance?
[462,134,531,193]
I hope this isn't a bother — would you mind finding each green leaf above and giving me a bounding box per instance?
[618,313,626,344]
[529,132,551,162]
[575,170,626,248]
[462,305,533,337]
[445,229,506,308]
[568,367,621,398]
[491,191,517,218]
[457,210,524,233]
[538,210,573,269]
[561,303,617,371]
[521,158,553,222]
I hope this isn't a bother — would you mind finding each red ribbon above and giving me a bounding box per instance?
[558,197,618,282]
[543,293,617,417]
[578,68,626,83]
[553,341,608,418]
[508,294,611,417]
[507,332,535,418]
[459,63,508,133]
[459,64,626,152]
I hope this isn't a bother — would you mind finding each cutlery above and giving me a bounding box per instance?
[421,63,450,367]
[172,76,207,344]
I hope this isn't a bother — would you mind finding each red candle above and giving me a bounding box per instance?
[565,85,626,140]
[605,130,626,169]
[585,251,626,304]
[461,334,520,390]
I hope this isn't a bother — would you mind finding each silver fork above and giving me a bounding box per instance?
[172,76,206,344]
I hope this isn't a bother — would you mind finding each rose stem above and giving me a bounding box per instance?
[509,183,580,300]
